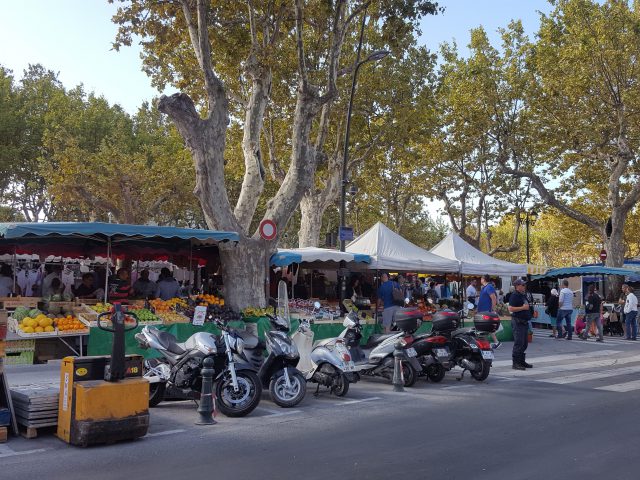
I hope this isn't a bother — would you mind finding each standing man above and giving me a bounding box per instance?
[622,284,638,341]
[477,274,500,349]
[581,284,604,342]
[466,279,478,308]
[508,279,533,370]
[557,279,575,340]
[377,273,399,333]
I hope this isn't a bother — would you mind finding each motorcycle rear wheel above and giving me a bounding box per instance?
[470,357,491,381]
[332,373,350,397]
[215,370,262,417]
[425,363,446,383]
[270,371,306,408]
[402,361,418,387]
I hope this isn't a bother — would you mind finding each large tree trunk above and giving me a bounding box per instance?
[218,239,271,310]
[298,194,327,247]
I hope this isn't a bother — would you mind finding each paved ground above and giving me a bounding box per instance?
[2,330,639,480]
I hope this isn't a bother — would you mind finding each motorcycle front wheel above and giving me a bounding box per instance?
[270,370,306,408]
[148,382,166,407]
[215,370,262,417]
[470,356,491,381]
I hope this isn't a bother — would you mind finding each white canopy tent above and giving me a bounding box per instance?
[345,222,459,272]
[429,232,527,276]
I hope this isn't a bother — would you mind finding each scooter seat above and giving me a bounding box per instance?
[235,329,265,350]
[452,327,475,338]
[149,329,186,355]
[363,333,397,348]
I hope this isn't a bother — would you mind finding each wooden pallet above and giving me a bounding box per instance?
[0,426,7,443]
[10,383,59,437]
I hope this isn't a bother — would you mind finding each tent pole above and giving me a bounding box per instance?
[375,269,380,324]
[12,245,17,296]
[189,240,193,297]
[104,237,111,303]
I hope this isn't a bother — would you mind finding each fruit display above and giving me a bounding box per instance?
[91,303,113,314]
[166,297,188,309]
[56,315,89,333]
[126,307,160,324]
[148,299,172,313]
[193,294,224,307]
[242,307,272,317]
[17,314,55,334]
[156,311,191,324]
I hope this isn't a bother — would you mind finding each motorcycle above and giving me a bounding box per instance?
[235,310,307,408]
[341,301,423,387]
[411,308,496,382]
[291,301,357,396]
[134,318,262,417]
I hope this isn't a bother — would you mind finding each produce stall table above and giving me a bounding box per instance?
[531,305,579,326]
[88,317,385,359]
[4,330,89,360]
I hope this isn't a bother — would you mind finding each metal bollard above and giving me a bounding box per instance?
[196,356,217,425]
[391,341,405,392]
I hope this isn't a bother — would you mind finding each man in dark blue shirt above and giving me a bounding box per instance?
[377,273,399,333]
[509,279,533,370]
[477,274,497,312]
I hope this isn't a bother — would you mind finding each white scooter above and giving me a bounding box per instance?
[291,302,358,396]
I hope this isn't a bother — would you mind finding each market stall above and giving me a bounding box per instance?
[530,265,640,326]
[0,222,239,364]
[430,232,527,276]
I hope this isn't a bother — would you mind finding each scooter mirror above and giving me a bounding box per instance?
[313,301,321,309]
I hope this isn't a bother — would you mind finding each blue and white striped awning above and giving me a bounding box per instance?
[271,247,371,267]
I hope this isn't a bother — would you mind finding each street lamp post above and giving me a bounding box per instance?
[525,209,538,280]
[338,12,390,304]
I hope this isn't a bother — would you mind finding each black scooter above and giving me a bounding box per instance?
[235,310,307,408]
[411,310,497,382]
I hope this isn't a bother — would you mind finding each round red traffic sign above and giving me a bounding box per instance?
[600,249,607,261]
[259,219,277,241]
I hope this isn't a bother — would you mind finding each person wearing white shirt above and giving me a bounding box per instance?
[622,284,638,340]
[557,279,575,340]
[41,265,62,297]
[0,264,20,296]
[466,279,478,307]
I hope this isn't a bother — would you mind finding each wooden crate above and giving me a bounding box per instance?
[0,426,7,443]
[0,297,41,309]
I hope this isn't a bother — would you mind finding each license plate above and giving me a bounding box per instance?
[481,350,494,360]
[435,348,449,358]
[406,347,418,358]
[343,361,356,372]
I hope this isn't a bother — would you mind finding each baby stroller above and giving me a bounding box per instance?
[603,309,624,336]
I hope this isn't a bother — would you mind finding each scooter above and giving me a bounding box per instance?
[135,317,262,417]
[236,310,307,408]
[291,301,357,396]
[341,301,423,387]
[411,308,496,382]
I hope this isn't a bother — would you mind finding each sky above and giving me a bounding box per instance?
[0,0,554,114]
[0,0,554,221]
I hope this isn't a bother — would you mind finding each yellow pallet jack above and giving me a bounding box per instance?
[57,303,149,447]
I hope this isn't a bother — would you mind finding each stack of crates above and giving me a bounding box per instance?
[4,339,35,366]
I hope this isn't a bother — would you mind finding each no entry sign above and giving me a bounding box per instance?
[600,249,607,262]
[259,219,277,241]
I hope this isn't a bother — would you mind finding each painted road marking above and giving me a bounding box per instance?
[595,379,640,392]
[491,350,620,368]
[259,408,302,418]
[542,364,640,384]
[0,444,48,458]
[146,429,187,437]
[493,353,640,376]
[334,396,381,406]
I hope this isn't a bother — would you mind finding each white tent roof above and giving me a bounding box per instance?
[345,222,459,272]
[430,232,527,276]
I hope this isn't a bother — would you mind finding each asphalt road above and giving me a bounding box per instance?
[2,331,639,480]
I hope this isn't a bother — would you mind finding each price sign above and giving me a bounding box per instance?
[192,306,208,326]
